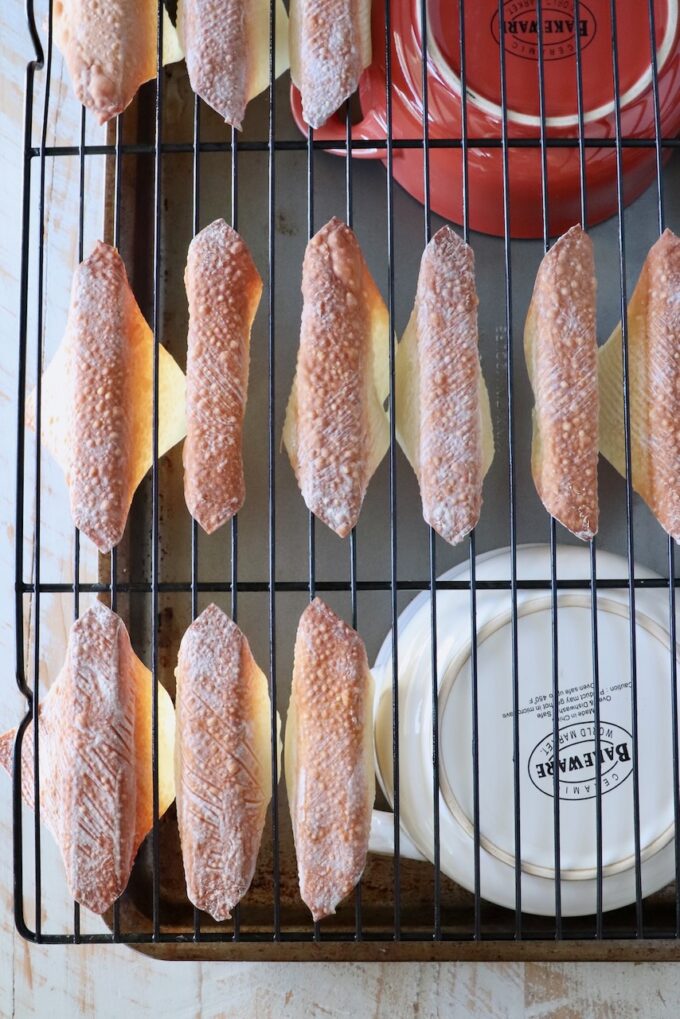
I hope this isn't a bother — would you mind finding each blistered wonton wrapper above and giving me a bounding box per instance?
[289,0,372,129]
[175,603,279,921]
[395,226,494,546]
[282,218,390,538]
[285,597,375,922]
[26,242,186,553]
[54,1,184,126]
[0,602,175,914]
[176,0,289,128]
[598,228,680,541]
[525,225,599,540]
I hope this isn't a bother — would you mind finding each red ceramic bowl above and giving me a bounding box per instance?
[291,0,680,238]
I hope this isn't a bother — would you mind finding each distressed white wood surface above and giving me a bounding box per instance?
[2,3,680,1016]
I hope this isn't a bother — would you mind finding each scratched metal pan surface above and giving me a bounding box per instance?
[95,62,680,961]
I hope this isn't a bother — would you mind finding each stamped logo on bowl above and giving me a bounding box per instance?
[490,0,598,61]
[528,720,634,800]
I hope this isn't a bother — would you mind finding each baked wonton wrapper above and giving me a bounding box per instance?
[177,0,289,128]
[26,241,186,553]
[285,598,374,921]
[183,220,263,534]
[175,604,278,921]
[0,602,175,914]
[524,224,599,540]
[599,229,680,541]
[54,1,183,125]
[395,226,494,545]
[289,0,372,129]
[282,218,390,538]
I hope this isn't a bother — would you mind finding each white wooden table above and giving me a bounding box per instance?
[2,2,680,1014]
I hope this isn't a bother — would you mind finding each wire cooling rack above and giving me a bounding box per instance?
[13,0,680,959]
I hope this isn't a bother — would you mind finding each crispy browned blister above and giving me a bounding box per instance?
[395,226,494,545]
[54,0,180,124]
[285,598,374,922]
[0,602,175,914]
[175,604,276,921]
[599,229,680,540]
[289,0,372,128]
[183,220,263,534]
[524,224,599,539]
[26,242,186,553]
[282,218,390,538]
[177,0,289,128]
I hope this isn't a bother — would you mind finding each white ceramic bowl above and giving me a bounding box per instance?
[369,544,680,916]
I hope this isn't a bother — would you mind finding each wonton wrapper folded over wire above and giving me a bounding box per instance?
[183,220,263,534]
[599,228,680,541]
[0,602,175,914]
[54,1,183,126]
[282,218,390,538]
[175,604,279,921]
[395,226,494,546]
[525,225,599,540]
[289,0,372,129]
[177,0,289,128]
[285,597,375,922]
[26,241,187,554]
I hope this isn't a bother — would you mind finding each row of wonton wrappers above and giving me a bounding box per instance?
[54,0,367,132]
[27,217,680,571]
[4,594,375,924]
